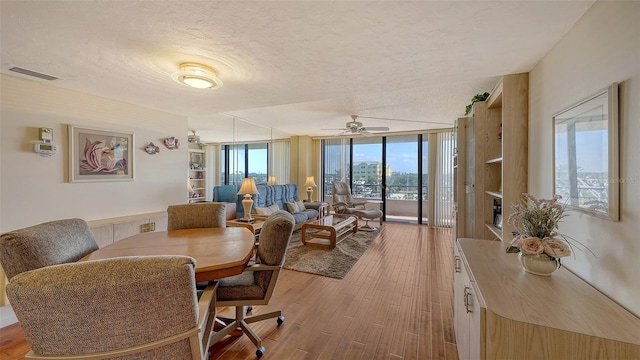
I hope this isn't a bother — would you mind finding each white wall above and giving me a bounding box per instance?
[529,0,640,316]
[1,74,188,232]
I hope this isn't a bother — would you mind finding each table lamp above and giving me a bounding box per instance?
[238,178,259,222]
[304,176,317,202]
[267,176,278,185]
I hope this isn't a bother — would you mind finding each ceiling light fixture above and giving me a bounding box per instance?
[171,62,222,89]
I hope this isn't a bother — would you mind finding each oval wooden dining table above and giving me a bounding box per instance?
[80,227,255,282]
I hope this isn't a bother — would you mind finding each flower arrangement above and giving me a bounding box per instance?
[506,193,572,259]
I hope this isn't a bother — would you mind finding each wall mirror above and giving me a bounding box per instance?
[553,82,619,221]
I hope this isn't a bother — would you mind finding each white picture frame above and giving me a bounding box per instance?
[553,83,619,221]
[68,125,135,182]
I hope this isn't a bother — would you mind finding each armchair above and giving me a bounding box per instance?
[331,182,383,231]
[331,181,367,213]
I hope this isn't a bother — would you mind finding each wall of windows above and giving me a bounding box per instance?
[321,130,453,226]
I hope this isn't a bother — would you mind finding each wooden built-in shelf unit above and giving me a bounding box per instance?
[456,73,528,244]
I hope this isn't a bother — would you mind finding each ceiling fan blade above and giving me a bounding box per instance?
[359,129,373,137]
[361,126,389,132]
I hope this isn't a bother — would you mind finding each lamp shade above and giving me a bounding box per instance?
[304,176,317,188]
[238,178,259,195]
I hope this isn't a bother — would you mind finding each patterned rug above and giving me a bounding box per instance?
[283,227,381,279]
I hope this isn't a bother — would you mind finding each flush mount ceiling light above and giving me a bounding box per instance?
[171,62,223,89]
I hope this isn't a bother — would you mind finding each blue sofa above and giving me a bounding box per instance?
[213,184,319,229]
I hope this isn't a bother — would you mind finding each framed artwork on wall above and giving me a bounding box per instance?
[553,82,619,221]
[68,125,135,182]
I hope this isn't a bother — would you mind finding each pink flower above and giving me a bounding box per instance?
[520,237,545,255]
[543,238,571,258]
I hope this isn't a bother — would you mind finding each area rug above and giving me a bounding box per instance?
[283,227,381,279]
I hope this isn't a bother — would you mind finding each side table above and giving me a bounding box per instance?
[226,218,265,237]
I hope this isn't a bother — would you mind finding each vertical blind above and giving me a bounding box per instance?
[434,131,455,227]
[271,140,290,185]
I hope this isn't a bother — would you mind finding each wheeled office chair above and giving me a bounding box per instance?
[7,256,217,360]
[210,211,295,358]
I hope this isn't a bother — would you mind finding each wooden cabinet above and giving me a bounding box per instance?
[456,73,528,244]
[454,238,640,359]
[188,148,207,203]
[453,242,483,360]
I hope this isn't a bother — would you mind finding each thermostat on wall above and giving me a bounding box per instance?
[34,143,58,156]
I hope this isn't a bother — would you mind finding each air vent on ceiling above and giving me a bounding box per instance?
[9,66,58,81]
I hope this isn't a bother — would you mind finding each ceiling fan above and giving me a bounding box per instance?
[324,115,390,137]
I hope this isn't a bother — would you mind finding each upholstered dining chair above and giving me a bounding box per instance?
[7,256,216,360]
[210,210,295,359]
[331,182,383,231]
[0,218,99,280]
[167,202,227,230]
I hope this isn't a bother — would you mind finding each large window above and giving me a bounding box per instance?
[247,143,268,184]
[220,141,289,186]
[353,137,383,198]
[386,135,419,223]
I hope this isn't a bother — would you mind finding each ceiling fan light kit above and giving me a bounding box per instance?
[172,62,223,89]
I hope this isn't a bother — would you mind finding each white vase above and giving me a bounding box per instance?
[518,253,560,276]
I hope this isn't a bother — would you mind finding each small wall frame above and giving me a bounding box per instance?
[553,83,619,221]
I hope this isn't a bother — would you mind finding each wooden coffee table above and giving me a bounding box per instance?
[301,215,357,249]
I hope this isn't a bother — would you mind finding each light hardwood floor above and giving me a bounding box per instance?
[0,223,458,360]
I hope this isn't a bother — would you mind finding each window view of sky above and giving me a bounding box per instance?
[353,143,419,173]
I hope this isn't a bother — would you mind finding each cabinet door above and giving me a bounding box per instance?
[465,118,475,238]
[467,282,483,360]
[454,245,470,360]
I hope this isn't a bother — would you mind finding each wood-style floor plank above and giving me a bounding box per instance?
[0,223,457,360]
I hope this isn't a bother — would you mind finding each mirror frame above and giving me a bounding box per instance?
[553,82,619,221]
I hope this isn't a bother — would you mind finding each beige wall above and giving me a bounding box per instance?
[1,74,189,305]
[529,1,640,315]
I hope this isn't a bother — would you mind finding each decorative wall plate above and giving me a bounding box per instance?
[164,137,180,149]
[145,142,160,154]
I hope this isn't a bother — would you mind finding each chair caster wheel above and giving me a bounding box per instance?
[277,315,285,325]
[256,346,266,358]
[246,306,253,314]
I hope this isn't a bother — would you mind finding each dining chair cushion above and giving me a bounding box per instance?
[216,271,266,300]
[167,202,227,230]
[0,218,99,280]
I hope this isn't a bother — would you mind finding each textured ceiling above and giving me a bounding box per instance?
[1,1,594,142]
